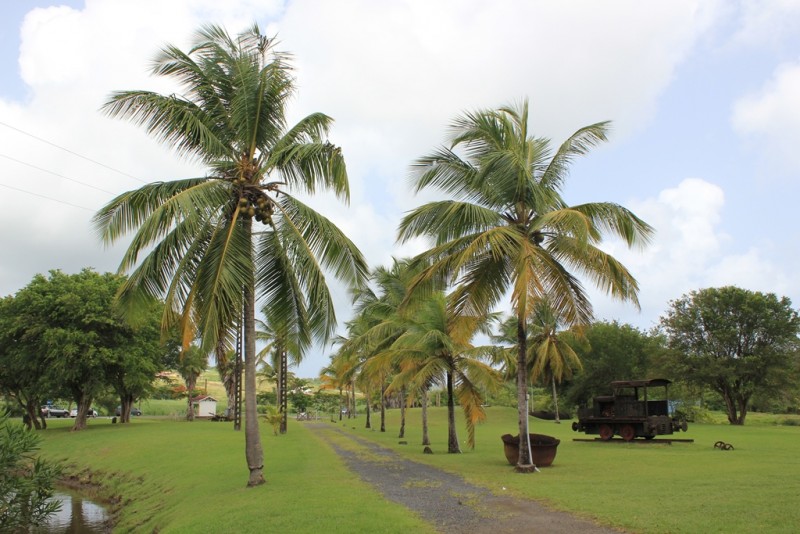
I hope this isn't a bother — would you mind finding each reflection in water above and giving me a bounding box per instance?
[32,490,109,534]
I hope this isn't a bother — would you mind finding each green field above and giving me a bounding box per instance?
[35,406,800,533]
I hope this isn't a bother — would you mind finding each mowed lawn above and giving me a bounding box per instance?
[35,406,800,533]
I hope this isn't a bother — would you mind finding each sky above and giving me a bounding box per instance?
[1,0,799,377]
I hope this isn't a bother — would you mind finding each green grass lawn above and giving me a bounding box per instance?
[338,406,800,533]
[35,407,800,533]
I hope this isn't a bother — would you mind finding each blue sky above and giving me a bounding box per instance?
[1,1,799,377]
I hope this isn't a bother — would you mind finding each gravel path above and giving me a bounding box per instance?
[308,422,623,534]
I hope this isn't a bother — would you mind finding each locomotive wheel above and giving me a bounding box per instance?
[620,424,636,442]
[598,424,614,441]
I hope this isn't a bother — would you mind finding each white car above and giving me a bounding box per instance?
[70,408,98,417]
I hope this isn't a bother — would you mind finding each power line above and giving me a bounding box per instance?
[0,152,117,195]
[0,120,148,184]
[0,182,94,212]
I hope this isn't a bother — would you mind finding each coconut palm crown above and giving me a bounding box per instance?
[93,24,367,486]
[397,100,652,470]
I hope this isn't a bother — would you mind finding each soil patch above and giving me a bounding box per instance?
[308,423,624,534]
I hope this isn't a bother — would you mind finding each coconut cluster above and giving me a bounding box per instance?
[232,178,273,224]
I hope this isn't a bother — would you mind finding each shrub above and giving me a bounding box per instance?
[0,411,62,530]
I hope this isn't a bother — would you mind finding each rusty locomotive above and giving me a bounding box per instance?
[572,378,688,441]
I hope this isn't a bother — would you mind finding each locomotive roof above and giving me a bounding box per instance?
[610,378,672,388]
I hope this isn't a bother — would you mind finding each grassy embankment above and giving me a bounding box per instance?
[36,406,800,533]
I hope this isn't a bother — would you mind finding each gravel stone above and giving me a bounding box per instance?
[309,423,624,533]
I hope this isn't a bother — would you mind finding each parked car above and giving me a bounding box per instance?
[41,405,70,418]
[70,408,98,417]
[115,406,142,416]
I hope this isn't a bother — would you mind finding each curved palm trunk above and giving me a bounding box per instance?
[244,275,265,486]
[446,369,460,453]
[516,316,533,469]
[421,388,430,446]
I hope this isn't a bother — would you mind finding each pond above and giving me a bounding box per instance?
[32,490,110,534]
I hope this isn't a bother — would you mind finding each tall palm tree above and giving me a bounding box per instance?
[94,24,367,486]
[256,308,305,433]
[528,299,585,423]
[381,292,500,452]
[494,300,586,423]
[397,100,652,470]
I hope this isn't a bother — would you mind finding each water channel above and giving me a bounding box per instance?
[32,490,110,534]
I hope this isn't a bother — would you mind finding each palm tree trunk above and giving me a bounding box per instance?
[244,276,265,486]
[551,375,561,424]
[380,380,386,432]
[399,388,406,439]
[187,378,196,421]
[421,388,430,446]
[279,348,287,433]
[365,386,371,429]
[516,315,533,470]
[446,369,460,453]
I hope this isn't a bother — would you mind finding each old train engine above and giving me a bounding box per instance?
[572,378,688,441]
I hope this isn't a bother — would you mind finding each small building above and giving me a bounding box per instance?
[191,395,218,418]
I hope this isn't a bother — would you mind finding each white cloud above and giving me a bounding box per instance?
[591,177,797,329]
[731,60,800,172]
[730,0,800,47]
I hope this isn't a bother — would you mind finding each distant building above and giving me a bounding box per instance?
[191,395,218,418]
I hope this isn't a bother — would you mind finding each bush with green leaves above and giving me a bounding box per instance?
[0,411,62,531]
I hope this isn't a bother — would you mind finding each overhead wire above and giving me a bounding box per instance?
[0,182,94,211]
[0,152,117,195]
[0,120,148,184]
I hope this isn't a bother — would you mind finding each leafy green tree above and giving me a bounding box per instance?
[398,101,652,470]
[660,286,800,425]
[105,301,180,423]
[565,321,655,408]
[0,296,50,430]
[0,411,62,530]
[94,24,367,486]
[0,270,154,431]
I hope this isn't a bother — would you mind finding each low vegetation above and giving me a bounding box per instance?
[34,406,800,533]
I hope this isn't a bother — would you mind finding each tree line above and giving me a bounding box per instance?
[0,269,181,430]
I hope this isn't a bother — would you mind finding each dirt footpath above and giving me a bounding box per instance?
[308,423,624,534]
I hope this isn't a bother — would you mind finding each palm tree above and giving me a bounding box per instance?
[528,299,585,423]
[94,24,367,486]
[397,100,652,470]
[256,310,305,433]
[383,292,500,452]
[177,344,208,421]
[494,300,586,423]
